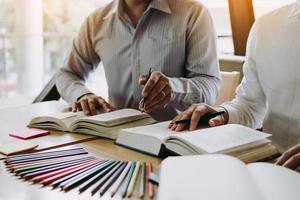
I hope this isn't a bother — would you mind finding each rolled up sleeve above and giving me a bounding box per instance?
[56,15,101,105]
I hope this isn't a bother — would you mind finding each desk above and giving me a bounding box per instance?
[0,101,98,155]
[0,102,161,200]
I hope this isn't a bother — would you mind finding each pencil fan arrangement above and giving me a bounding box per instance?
[4,147,156,198]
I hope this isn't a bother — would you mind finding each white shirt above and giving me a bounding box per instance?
[222,2,300,150]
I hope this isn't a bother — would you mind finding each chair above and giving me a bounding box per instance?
[214,71,241,106]
[32,72,60,103]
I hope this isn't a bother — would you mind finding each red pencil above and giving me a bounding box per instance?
[147,163,154,198]
[31,159,101,184]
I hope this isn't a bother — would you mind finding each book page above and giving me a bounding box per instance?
[167,124,271,153]
[123,121,175,141]
[29,112,82,131]
[78,109,149,127]
[116,122,175,155]
[158,155,264,200]
[247,163,300,200]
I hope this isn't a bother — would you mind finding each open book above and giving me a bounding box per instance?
[28,109,156,139]
[116,122,280,163]
[158,155,300,200]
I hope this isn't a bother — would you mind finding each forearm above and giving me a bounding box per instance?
[168,75,221,111]
[221,96,267,129]
[56,68,92,105]
[56,14,100,105]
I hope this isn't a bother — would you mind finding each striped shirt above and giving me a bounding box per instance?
[56,0,221,121]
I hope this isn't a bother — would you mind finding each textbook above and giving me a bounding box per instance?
[158,155,300,200]
[28,109,156,139]
[116,122,280,163]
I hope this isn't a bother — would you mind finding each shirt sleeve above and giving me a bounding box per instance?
[221,22,267,129]
[56,14,101,105]
[168,6,221,111]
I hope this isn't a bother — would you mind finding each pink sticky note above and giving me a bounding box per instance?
[9,128,50,140]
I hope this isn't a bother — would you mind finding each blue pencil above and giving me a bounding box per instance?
[121,162,136,198]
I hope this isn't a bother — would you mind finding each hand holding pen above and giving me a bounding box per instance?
[139,68,173,113]
[169,104,228,132]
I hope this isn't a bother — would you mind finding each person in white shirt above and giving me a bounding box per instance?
[169,2,300,172]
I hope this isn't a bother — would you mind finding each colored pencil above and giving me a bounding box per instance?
[147,163,154,198]
[17,157,96,176]
[127,161,141,197]
[31,159,101,183]
[51,160,109,188]
[40,160,103,186]
[6,150,88,165]
[139,162,146,198]
[9,155,94,172]
[6,147,85,159]
[78,161,118,193]
[110,161,132,197]
[60,160,113,192]
[5,148,87,163]
[99,162,128,196]
[21,158,97,179]
[90,161,123,195]
[121,162,136,198]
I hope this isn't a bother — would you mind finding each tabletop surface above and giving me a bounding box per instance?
[0,101,161,200]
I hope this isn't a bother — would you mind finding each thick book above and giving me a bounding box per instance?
[116,122,280,163]
[158,155,300,200]
[28,109,156,139]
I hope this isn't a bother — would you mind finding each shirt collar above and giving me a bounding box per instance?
[103,0,171,20]
[148,0,172,14]
[288,1,300,18]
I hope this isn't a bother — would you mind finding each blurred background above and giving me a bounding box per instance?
[0,0,295,108]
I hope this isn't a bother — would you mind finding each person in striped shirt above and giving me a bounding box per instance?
[56,0,221,121]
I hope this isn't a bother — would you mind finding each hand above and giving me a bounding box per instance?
[139,71,172,113]
[72,94,116,116]
[275,143,300,172]
[168,104,228,132]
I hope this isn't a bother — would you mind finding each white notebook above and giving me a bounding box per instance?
[158,155,300,200]
[116,122,276,162]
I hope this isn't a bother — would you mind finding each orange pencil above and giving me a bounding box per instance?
[147,163,154,198]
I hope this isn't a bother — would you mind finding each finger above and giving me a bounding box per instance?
[88,99,97,115]
[276,144,300,165]
[175,107,197,132]
[145,87,171,111]
[72,103,78,112]
[175,123,186,132]
[171,123,178,131]
[189,108,204,131]
[80,99,91,115]
[282,152,300,170]
[296,166,300,173]
[145,92,171,113]
[97,97,115,112]
[139,74,148,85]
[208,115,226,127]
[189,105,214,131]
[142,72,161,97]
[146,78,168,102]
[169,115,181,129]
[170,105,197,131]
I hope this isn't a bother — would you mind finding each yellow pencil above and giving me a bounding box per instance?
[126,161,141,197]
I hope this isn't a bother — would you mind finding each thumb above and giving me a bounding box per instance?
[139,74,148,85]
[208,116,225,127]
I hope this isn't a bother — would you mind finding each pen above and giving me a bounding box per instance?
[140,68,153,112]
[175,111,225,126]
